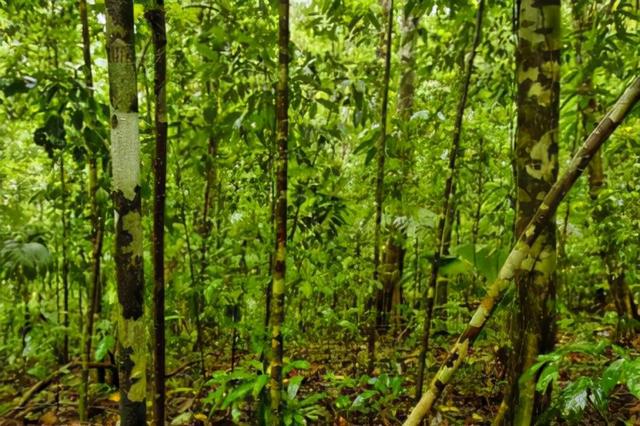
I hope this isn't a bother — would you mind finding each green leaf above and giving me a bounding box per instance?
[561,377,591,422]
[600,359,625,395]
[287,375,303,400]
[252,374,269,398]
[283,359,310,376]
[0,240,51,281]
[352,389,377,408]
[95,335,115,361]
[221,381,254,409]
[439,256,471,277]
[622,357,640,398]
[536,363,559,394]
[72,109,84,130]
[335,395,350,409]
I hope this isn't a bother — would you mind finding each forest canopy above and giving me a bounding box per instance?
[1,0,640,425]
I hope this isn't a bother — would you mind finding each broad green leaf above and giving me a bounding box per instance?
[287,375,304,400]
[95,335,115,361]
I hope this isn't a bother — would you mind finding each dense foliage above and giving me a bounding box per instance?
[0,0,639,425]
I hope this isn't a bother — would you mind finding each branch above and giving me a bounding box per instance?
[7,361,116,417]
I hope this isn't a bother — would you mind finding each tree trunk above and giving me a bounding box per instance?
[60,155,69,364]
[368,0,393,374]
[177,178,206,375]
[377,0,423,334]
[415,0,484,401]
[501,1,561,423]
[402,76,640,426]
[197,81,218,362]
[105,0,146,424]
[78,0,105,419]
[269,0,289,422]
[146,1,168,425]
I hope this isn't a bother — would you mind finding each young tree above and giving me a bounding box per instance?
[105,0,146,423]
[78,0,105,420]
[500,1,560,423]
[415,0,485,400]
[376,0,424,333]
[145,0,168,424]
[269,0,289,422]
[368,0,393,373]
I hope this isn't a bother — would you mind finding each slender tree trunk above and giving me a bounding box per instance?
[402,76,640,426]
[177,181,206,375]
[105,1,146,424]
[146,2,168,424]
[415,0,484,400]
[200,83,218,255]
[435,182,456,322]
[60,155,69,364]
[501,2,561,423]
[78,0,106,419]
[197,82,218,354]
[368,0,393,374]
[268,0,289,422]
[377,0,423,334]
[468,138,485,302]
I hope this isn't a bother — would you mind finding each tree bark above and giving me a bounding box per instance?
[415,0,484,400]
[269,0,289,422]
[146,1,168,424]
[501,1,561,423]
[402,76,640,426]
[105,1,146,424]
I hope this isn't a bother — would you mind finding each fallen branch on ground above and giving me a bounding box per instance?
[6,361,116,417]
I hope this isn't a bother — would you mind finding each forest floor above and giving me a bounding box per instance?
[1,314,639,425]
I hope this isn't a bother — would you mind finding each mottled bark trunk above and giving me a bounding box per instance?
[269,0,289,422]
[105,1,146,424]
[415,0,484,401]
[502,1,561,423]
[146,2,167,424]
[403,76,640,426]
